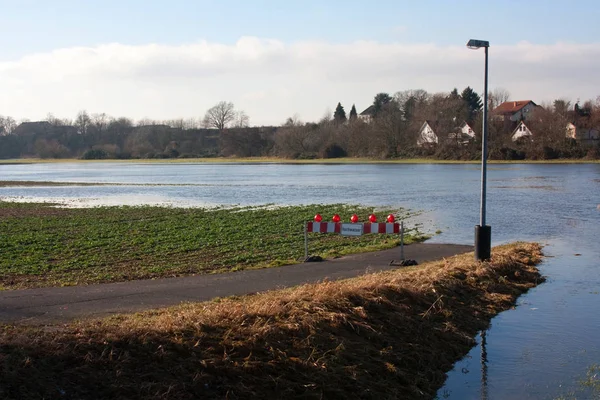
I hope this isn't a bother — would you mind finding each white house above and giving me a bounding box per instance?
[492,100,538,122]
[566,122,600,141]
[459,122,475,138]
[417,121,439,146]
[511,121,533,141]
[448,121,476,144]
[358,106,375,123]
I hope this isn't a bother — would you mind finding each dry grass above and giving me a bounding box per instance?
[0,242,544,399]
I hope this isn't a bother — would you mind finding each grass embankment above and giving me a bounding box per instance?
[1,157,599,164]
[0,242,544,399]
[0,202,424,289]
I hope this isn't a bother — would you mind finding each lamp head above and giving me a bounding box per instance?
[467,39,490,49]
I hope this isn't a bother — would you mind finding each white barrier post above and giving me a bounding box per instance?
[304,221,308,260]
[400,220,405,260]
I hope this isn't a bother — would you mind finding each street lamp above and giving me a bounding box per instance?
[467,39,491,261]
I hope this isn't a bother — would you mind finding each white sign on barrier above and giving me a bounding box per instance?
[341,223,363,236]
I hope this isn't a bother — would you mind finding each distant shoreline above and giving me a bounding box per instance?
[1,157,599,165]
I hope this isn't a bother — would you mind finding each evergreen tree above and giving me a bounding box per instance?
[333,102,347,123]
[373,92,392,117]
[403,96,416,122]
[449,88,460,100]
[461,86,483,122]
[349,104,358,120]
[573,100,592,117]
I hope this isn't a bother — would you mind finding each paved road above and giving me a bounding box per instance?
[0,243,472,325]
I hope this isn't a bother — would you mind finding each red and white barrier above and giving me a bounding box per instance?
[303,215,405,260]
[306,222,401,234]
[306,222,341,233]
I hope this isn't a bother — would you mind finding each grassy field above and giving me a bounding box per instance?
[0,242,544,399]
[1,157,599,164]
[0,202,425,289]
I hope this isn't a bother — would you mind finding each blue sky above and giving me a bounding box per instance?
[3,0,598,57]
[1,0,600,124]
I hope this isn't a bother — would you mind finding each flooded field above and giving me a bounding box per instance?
[1,161,599,398]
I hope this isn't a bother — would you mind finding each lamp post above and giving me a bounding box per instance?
[467,39,491,261]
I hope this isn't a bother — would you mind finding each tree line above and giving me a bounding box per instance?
[1,90,599,160]
[273,88,599,160]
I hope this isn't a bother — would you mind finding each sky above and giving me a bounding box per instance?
[1,0,600,126]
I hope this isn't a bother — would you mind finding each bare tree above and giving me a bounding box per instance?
[319,108,333,124]
[136,118,158,127]
[274,124,320,158]
[488,87,511,111]
[394,89,430,124]
[525,105,573,159]
[92,113,110,134]
[233,111,250,128]
[283,114,302,127]
[203,101,236,130]
[111,117,134,129]
[591,96,600,129]
[184,118,200,130]
[344,119,373,157]
[107,117,134,139]
[75,110,91,135]
[164,118,185,129]
[394,89,429,107]
[372,107,408,157]
[163,118,197,130]
[0,115,17,135]
[46,113,72,126]
[46,113,61,126]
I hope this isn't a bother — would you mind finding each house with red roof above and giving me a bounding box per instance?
[491,100,538,122]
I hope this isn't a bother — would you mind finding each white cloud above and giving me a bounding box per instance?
[1,37,599,125]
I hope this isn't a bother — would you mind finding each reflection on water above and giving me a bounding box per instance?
[1,162,600,399]
[481,331,489,400]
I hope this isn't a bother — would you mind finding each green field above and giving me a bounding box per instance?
[0,202,425,289]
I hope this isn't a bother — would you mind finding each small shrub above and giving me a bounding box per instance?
[81,149,108,160]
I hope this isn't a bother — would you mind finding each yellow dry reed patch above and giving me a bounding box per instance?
[0,242,544,400]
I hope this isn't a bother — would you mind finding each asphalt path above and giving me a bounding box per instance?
[0,243,472,325]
